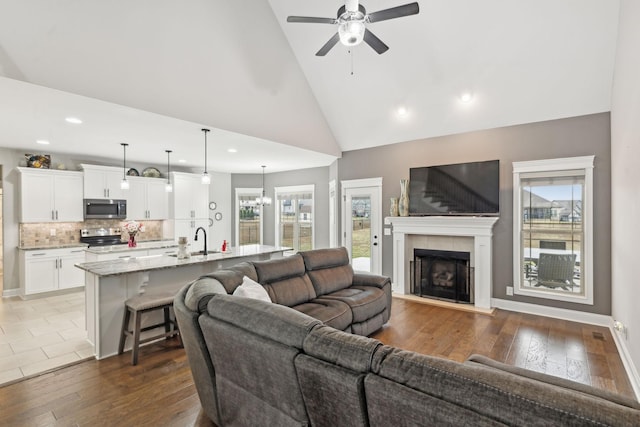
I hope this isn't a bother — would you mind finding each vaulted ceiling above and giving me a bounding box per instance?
[0,0,620,172]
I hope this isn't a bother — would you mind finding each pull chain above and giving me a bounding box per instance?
[349,49,355,76]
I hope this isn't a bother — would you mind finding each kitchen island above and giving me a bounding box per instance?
[75,244,290,359]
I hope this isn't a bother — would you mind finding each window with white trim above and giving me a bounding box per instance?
[513,156,594,304]
[235,188,262,246]
[275,185,314,252]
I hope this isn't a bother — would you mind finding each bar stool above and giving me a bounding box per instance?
[118,292,181,365]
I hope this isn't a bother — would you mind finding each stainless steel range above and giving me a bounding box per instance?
[80,228,124,247]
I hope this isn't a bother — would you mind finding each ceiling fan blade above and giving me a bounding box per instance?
[316,33,340,56]
[367,2,419,23]
[363,29,389,54]
[287,16,337,24]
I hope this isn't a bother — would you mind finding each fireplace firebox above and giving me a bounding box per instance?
[413,249,473,303]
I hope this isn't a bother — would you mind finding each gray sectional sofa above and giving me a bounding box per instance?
[175,248,640,426]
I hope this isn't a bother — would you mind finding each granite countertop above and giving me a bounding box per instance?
[84,240,178,254]
[75,244,291,277]
[19,243,89,251]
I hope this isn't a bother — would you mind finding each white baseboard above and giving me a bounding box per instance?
[2,288,20,298]
[491,297,611,326]
[492,297,640,400]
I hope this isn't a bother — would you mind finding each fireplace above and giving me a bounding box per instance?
[413,249,473,303]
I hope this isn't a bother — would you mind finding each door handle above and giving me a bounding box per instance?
[373,242,378,246]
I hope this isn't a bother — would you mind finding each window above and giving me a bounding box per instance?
[275,185,314,252]
[235,188,262,246]
[513,156,594,304]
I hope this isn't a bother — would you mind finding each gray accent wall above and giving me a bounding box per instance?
[231,166,331,249]
[338,113,612,315]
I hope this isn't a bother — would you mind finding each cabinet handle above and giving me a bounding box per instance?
[31,253,47,256]
[107,188,110,197]
[52,210,55,220]
[59,259,63,268]
[55,259,58,269]
[71,250,84,253]
[55,210,59,220]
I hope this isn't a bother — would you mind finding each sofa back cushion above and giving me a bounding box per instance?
[370,346,640,426]
[200,294,321,426]
[300,247,354,296]
[200,261,257,294]
[254,254,317,306]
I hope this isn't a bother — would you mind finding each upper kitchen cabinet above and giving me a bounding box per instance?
[18,167,84,223]
[170,172,209,219]
[81,164,127,200]
[127,176,169,220]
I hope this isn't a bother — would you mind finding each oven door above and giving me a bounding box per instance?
[84,199,127,219]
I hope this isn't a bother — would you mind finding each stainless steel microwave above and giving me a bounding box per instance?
[84,199,127,220]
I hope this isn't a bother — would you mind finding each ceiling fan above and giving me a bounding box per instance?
[287,0,419,56]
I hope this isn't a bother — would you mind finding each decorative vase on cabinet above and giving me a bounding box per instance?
[399,179,409,217]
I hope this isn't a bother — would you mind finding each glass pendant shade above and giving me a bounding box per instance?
[120,178,129,190]
[201,172,211,185]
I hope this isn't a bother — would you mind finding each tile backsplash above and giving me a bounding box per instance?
[20,220,165,248]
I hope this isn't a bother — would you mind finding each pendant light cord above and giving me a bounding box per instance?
[202,128,210,174]
[121,143,128,179]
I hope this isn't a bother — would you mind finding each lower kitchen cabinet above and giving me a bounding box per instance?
[19,247,86,297]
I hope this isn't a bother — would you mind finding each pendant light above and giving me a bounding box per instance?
[120,143,129,190]
[165,149,173,192]
[201,128,211,185]
[255,165,272,206]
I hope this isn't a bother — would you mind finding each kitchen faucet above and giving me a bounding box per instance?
[194,227,208,255]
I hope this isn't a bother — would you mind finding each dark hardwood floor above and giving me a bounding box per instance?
[0,298,635,426]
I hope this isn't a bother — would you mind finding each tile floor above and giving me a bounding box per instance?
[0,290,93,386]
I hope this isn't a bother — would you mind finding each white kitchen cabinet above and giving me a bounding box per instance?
[127,177,169,220]
[19,247,87,296]
[18,168,84,223]
[170,172,209,220]
[81,164,127,200]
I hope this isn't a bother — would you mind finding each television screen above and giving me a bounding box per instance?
[409,160,500,216]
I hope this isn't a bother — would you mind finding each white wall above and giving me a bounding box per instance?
[0,149,21,295]
[611,0,640,395]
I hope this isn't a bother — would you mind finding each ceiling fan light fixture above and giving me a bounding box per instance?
[338,19,365,46]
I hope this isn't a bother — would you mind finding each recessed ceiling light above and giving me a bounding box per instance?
[36,139,50,145]
[459,92,474,104]
[178,159,187,163]
[65,117,83,124]
[397,106,408,116]
[227,148,238,153]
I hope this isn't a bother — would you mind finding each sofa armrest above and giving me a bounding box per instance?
[465,354,640,409]
[352,273,391,289]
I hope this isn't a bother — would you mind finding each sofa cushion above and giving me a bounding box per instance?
[372,346,640,426]
[254,254,306,283]
[201,261,257,294]
[184,277,227,313]
[300,248,355,296]
[206,293,320,347]
[318,286,387,323]
[303,324,381,373]
[465,354,640,410]
[292,299,353,332]
[201,294,319,426]
[232,276,272,302]
[300,247,350,271]
[255,255,317,306]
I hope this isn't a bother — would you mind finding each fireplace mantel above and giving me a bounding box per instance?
[386,216,499,309]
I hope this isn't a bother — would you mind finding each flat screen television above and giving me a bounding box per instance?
[409,160,500,216]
